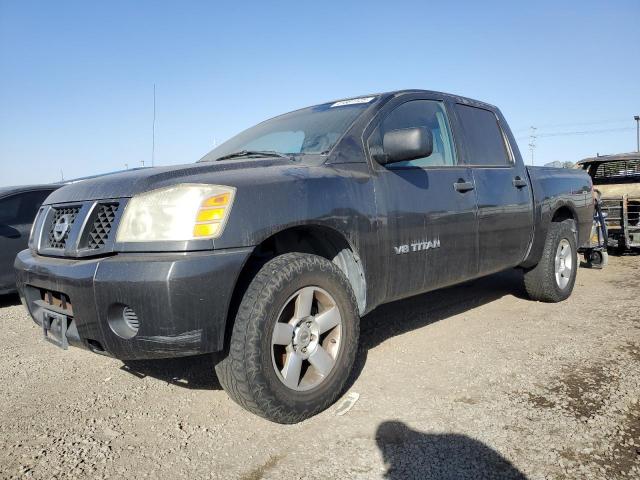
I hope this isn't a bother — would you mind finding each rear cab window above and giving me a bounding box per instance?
[454,104,513,166]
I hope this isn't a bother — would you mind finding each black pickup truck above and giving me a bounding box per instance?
[15,90,593,423]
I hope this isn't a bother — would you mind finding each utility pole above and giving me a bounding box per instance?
[635,115,639,152]
[152,83,156,167]
[528,126,537,165]
[143,84,156,168]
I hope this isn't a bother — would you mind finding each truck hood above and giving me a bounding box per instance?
[45,157,315,204]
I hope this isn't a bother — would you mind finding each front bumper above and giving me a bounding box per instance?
[14,247,251,360]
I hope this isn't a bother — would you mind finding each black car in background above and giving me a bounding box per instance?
[0,185,58,294]
[1,169,150,295]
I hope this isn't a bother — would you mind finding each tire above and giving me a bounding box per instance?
[585,250,608,269]
[215,252,359,424]
[524,219,578,302]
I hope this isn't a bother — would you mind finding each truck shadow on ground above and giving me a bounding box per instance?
[120,354,223,390]
[120,268,527,391]
[376,420,527,480]
[348,268,527,388]
[0,293,21,308]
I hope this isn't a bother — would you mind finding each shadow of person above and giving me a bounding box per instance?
[376,421,528,480]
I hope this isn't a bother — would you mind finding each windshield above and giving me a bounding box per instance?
[199,97,375,162]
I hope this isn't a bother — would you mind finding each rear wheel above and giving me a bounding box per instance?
[524,220,578,302]
[215,253,359,423]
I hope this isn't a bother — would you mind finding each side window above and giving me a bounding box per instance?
[18,190,52,224]
[0,190,51,225]
[0,195,22,225]
[455,104,511,166]
[370,100,457,168]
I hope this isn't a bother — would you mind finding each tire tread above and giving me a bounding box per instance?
[524,219,577,303]
[215,253,359,423]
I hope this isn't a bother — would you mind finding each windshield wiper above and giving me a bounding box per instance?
[215,150,288,162]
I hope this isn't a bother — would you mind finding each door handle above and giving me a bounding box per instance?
[453,180,474,193]
[513,177,528,188]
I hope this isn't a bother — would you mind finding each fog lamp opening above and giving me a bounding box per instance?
[108,304,140,339]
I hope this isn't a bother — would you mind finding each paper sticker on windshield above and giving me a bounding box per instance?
[331,96,375,108]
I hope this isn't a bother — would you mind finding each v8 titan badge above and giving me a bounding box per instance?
[394,238,441,255]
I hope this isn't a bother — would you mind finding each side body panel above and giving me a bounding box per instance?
[212,162,383,313]
[521,166,593,268]
[361,93,479,302]
[470,167,534,274]
[370,166,478,301]
[448,105,535,275]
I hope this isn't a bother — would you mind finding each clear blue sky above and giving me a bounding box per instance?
[1,0,638,185]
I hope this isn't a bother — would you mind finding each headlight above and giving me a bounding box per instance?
[116,184,236,243]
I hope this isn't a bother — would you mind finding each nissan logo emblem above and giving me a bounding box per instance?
[53,214,72,242]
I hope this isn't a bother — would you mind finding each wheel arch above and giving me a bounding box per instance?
[221,224,367,350]
[520,201,580,269]
[551,204,577,224]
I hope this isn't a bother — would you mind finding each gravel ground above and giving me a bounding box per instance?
[1,255,639,480]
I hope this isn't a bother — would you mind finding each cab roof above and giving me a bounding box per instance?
[323,89,498,112]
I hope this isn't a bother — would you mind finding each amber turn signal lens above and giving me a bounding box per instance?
[193,223,221,237]
[202,193,230,207]
[192,191,234,238]
[196,208,225,222]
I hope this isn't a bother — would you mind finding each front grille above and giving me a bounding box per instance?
[46,206,81,249]
[87,203,119,250]
[37,199,124,257]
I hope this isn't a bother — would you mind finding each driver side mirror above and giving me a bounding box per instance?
[380,127,433,165]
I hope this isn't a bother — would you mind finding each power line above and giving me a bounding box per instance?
[513,118,630,133]
[538,126,635,138]
[516,126,635,141]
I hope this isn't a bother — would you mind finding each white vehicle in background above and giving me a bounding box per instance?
[578,152,640,252]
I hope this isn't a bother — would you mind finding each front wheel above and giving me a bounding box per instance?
[215,253,359,423]
[524,220,578,302]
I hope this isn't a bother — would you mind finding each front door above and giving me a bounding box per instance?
[367,97,478,302]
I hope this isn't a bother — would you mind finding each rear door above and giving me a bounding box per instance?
[366,95,478,301]
[452,104,533,275]
[0,190,53,291]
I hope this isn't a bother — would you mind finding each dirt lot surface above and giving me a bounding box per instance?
[1,255,639,480]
